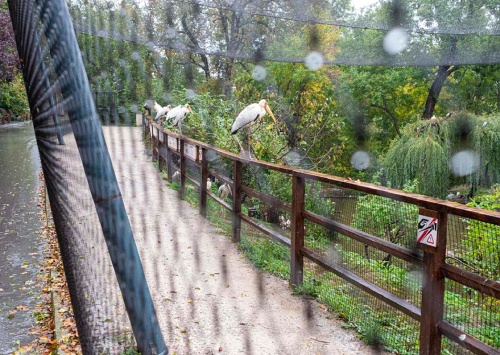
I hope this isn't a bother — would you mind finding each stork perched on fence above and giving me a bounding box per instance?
[155,104,173,122]
[231,99,276,158]
[167,104,193,135]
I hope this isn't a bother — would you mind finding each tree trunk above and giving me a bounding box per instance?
[181,14,211,79]
[422,38,459,119]
[422,65,452,119]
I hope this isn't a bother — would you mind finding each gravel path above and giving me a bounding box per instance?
[104,125,384,355]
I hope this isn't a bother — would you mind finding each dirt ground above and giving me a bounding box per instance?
[103,126,386,355]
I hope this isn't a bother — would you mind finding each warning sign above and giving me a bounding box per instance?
[417,215,438,247]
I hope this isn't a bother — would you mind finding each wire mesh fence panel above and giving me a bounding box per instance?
[443,278,500,351]
[447,213,500,281]
[302,262,421,354]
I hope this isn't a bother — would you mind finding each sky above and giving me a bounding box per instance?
[351,0,380,12]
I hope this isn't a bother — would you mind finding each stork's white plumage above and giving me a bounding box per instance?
[155,104,173,122]
[218,183,232,200]
[231,99,276,134]
[206,178,212,191]
[153,101,163,113]
[167,104,193,134]
[218,183,232,218]
[230,99,276,155]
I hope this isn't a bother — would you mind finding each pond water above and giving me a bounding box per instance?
[0,122,45,354]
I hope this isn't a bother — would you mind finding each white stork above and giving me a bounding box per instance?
[230,99,276,156]
[155,104,173,122]
[218,183,232,218]
[167,104,193,135]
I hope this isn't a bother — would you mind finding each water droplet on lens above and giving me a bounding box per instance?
[304,51,324,70]
[163,92,172,102]
[185,89,196,100]
[284,151,303,167]
[131,51,141,61]
[131,104,138,112]
[383,27,409,55]
[252,65,267,81]
[166,28,176,39]
[450,150,479,176]
[350,151,371,171]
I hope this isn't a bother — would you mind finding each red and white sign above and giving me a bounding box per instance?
[417,215,438,247]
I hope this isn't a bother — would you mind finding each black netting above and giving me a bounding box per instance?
[4,0,500,354]
[70,0,500,66]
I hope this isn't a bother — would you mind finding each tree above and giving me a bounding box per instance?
[384,112,500,198]
[0,2,19,82]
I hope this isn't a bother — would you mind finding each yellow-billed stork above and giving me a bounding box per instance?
[231,99,276,156]
[167,104,193,134]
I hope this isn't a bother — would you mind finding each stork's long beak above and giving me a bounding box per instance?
[266,106,277,124]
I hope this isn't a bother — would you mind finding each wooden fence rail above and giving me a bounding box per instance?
[143,117,500,355]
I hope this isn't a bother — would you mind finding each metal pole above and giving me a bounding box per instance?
[7,1,167,353]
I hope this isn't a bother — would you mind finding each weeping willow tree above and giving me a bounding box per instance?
[385,112,500,198]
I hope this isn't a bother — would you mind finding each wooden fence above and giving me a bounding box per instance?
[143,116,500,355]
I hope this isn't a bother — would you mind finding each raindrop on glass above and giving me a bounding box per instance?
[325,244,342,264]
[131,51,141,61]
[131,104,138,112]
[350,151,371,171]
[284,150,303,167]
[118,59,126,67]
[383,27,409,55]
[405,270,422,292]
[166,28,176,39]
[185,89,196,100]
[304,51,324,70]
[252,65,267,81]
[118,106,126,114]
[450,150,479,176]
[163,92,172,102]
[100,71,107,78]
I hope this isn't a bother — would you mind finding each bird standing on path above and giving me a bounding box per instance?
[231,99,276,157]
[218,183,232,218]
[167,104,193,135]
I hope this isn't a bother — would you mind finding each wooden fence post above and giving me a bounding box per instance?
[291,172,305,287]
[232,160,243,243]
[150,124,154,154]
[158,132,165,172]
[166,144,173,183]
[200,148,208,217]
[142,115,146,139]
[419,210,447,355]
[179,139,186,199]
[153,126,159,163]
